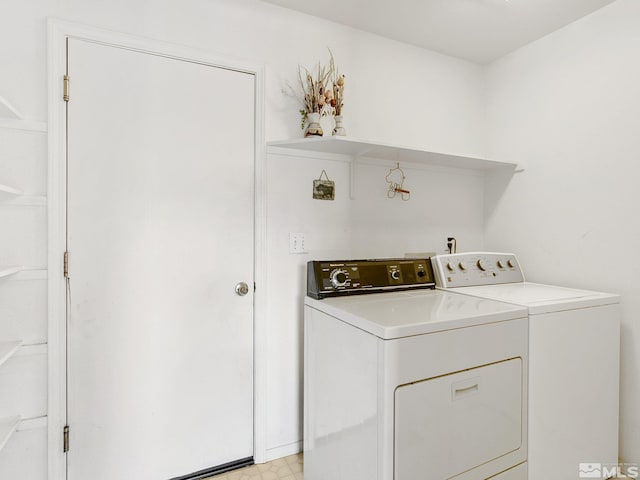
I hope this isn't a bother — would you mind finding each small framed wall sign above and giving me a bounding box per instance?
[313,169,335,200]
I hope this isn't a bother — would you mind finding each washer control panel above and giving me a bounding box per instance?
[307,258,435,299]
[431,252,524,288]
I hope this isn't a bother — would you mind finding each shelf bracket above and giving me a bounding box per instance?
[350,155,359,200]
[0,416,21,453]
[0,266,22,280]
[0,96,22,120]
[349,148,375,200]
[0,341,22,368]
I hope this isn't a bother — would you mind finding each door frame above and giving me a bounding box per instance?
[47,19,267,480]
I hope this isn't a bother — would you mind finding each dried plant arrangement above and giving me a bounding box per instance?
[298,65,332,115]
[285,50,346,136]
[294,61,333,132]
[329,51,345,117]
[328,50,346,135]
[284,50,335,135]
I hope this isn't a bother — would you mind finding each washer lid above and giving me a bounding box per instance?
[451,282,619,314]
[304,289,527,339]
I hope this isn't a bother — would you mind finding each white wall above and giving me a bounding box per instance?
[351,160,485,258]
[3,0,486,156]
[264,152,353,457]
[484,0,640,465]
[1,0,487,472]
[6,0,637,473]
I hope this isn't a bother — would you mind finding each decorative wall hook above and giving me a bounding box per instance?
[385,162,410,201]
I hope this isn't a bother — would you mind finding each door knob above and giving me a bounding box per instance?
[235,282,249,296]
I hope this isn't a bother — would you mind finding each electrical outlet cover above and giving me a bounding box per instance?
[289,232,307,254]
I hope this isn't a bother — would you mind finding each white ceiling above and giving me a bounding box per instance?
[260,0,616,64]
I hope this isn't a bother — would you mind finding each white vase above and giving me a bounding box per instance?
[332,115,346,136]
[305,112,323,137]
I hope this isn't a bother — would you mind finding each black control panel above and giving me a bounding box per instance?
[307,258,435,299]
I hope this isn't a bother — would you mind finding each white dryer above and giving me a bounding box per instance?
[431,252,621,480]
[304,258,529,480]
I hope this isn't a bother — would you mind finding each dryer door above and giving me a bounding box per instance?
[395,358,523,479]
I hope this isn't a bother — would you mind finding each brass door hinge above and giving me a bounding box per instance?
[63,75,70,102]
[63,425,69,453]
[63,251,69,278]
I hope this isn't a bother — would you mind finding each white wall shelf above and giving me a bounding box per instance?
[268,136,518,199]
[0,340,22,368]
[0,96,46,132]
[0,118,47,133]
[0,415,21,453]
[18,416,47,431]
[0,96,21,120]
[0,183,23,198]
[14,343,47,357]
[0,184,46,205]
[267,136,516,170]
[0,266,22,280]
[10,269,47,281]
[2,195,47,206]
[0,95,35,460]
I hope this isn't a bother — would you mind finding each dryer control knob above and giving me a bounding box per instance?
[390,270,400,280]
[477,259,487,271]
[497,260,505,268]
[330,269,348,288]
[458,261,467,271]
[507,259,515,268]
[446,262,455,271]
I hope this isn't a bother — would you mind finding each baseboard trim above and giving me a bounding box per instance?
[263,441,302,463]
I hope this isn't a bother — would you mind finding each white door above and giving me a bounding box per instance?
[65,38,255,480]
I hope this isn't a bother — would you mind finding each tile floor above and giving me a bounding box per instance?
[205,453,303,480]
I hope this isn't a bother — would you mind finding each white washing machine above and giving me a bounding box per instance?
[304,258,529,480]
[431,252,621,480]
